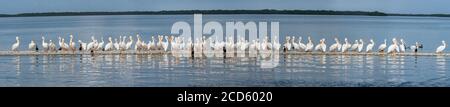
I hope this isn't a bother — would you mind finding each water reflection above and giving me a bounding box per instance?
[3,53,450,86]
[436,55,446,76]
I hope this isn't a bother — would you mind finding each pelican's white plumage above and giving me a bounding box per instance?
[378,39,387,52]
[283,36,291,51]
[298,37,306,51]
[147,36,156,50]
[87,36,95,51]
[291,36,299,51]
[78,40,87,51]
[69,35,76,51]
[62,38,69,51]
[366,39,374,52]
[399,39,405,53]
[42,36,48,52]
[314,38,326,52]
[105,37,113,51]
[12,36,20,51]
[97,37,104,51]
[357,39,364,53]
[114,38,120,51]
[272,35,281,51]
[329,37,340,52]
[305,36,314,52]
[341,38,351,53]
[387,38,399,54]
[320,39,327,52]
[49,39,56,52]
[135,35,141,51]
[120,36,126,51]
[436,40,446,53]
[225,36,234,52]
[125,36,133,50]
[162,36,169,51]
[350,40,359,51]
[410,42,420,52]
[29,40,36,51]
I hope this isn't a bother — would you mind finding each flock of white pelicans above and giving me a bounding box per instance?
[8,34,448,55]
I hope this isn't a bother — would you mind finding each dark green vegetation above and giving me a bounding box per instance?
[1,9,449,17]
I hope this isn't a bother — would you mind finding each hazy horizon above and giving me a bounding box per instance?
[1,0,450,14]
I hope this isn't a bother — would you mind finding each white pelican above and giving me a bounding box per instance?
[135,34,141,51]
[42,36,48,52]
[341,38,351,53]
[170,36,176,51]
[120,36,126,51]
[171,36,177,51]
[249,40,257,51]
[49,40,56,52]
[283,36,291,51]
[314,39,321,51]
[291,36,299,51]
[97,37,104,51]
[162,36,169,51]
[410,42,421,53]
[239,38,248,51]
[436,40,446,53]
[78,40,87,51]
[265,36,272,51]
[366,39,374,53]
[58,36,68,51]
[350,40,359,51]
[314,38,326,52]
[11,36,20,51]
[186,37,193,52]
[298,37,306,51]
[357,39,364,53]
[57,36,62,48]
[399,39,405,53]
[126,36,133,50]
[61,38,69,51]
[58,36,63,51]
[147,36,156,50]
[320,39,327,52]
[226,36,234,52]
[387,38,399,54]
[378,39,387,52]
[104,37,113,51]
[69,35,76,52]
[114,38,120,51]
[329,37,340,52]
[214,39,224,52]
[29,40,37,51]
[87,37,95,51]
[272,35,281,51]
[305,36,314,52]
[156,35,163,50]
[194,38,202,52]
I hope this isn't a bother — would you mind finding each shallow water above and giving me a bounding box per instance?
[0,15,449,86]
[0,54,448,87]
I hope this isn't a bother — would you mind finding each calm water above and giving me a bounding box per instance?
[0,15,450,86]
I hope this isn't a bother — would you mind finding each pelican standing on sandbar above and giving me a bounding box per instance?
[436,40,446,53]
[29,39,37,52]
[11,36,20,52]
[378,39,387,52]
[387,38,399,54]
[366,39,374,53]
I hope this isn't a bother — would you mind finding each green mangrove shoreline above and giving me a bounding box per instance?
[1,9,450,18]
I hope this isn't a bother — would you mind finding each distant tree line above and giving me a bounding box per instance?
[0,9,449,17]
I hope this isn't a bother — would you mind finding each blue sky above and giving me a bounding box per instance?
[1,0,450,14]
